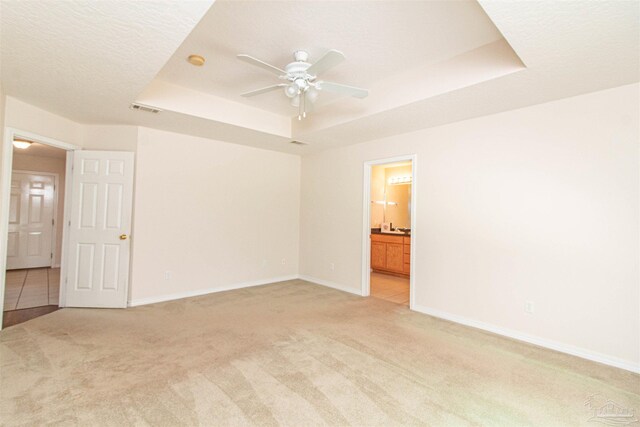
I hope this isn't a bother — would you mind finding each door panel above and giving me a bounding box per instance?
[27,232,43,255]
[386,243,404,273]
[9,193,19,223]
[6,232,18,257]
[371,241,386,270]
[65,151,134,308]
[6,172,55,269]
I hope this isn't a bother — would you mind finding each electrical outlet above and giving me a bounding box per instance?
[525,301,535,314]
[164,271,172,281]
[261,259,267,267]
[330,263,335,271]
[281,258,286,265]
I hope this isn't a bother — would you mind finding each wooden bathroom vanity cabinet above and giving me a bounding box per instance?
[370,233,410,277]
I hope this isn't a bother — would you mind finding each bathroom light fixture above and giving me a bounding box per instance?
[13,139,32,149]
[389,176,412,185]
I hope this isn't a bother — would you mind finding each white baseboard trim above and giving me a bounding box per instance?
[126,275,637,373]
[127,275,299,307]
[413,304,639,374]
[298,275,363,296]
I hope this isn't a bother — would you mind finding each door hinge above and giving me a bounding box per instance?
[52,218,54,226]
[50,253,53,259]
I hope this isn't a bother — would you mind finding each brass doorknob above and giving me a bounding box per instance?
[119,234,128,240]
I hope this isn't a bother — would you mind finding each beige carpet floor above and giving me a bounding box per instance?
[0,279,638,426]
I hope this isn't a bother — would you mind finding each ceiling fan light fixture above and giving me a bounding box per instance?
[306,87,319,103]
[284,84,298,98]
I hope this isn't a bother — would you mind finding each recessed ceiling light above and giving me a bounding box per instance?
[13,138,32,149]
[187,54,205,66]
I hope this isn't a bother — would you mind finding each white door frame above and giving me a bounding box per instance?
[10,170,60,268]
[361,154,418,309]
[0,128,79,330]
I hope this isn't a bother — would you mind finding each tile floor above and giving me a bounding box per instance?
[370,272,409,305]
[3,268,60,311]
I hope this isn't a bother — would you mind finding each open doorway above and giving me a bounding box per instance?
[1,129,135,329]
[362,155,416,308]
[3,139,68,327]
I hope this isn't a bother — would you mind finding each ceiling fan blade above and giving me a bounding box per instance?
[316,81,369,99]
[241,84,287,97]
[237,54,286,76]
[306,49,345,76]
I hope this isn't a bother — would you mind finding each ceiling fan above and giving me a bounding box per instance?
[237,50,369,120]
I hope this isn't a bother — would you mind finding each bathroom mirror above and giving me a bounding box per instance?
[370,163,412,230]
[385,182,411,229]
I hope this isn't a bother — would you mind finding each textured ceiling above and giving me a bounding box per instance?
[156,0,503,117]
[0,0,638,155]
[0,0,213,123]
[291,0,640,151]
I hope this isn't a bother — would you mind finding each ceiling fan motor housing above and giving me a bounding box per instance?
[284,51,314,97]
[285,61,312,79]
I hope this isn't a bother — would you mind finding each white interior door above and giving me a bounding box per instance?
[6,172,55,269]
[65,151,134,308]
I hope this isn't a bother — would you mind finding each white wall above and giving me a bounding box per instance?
[4,97,83,146]
[0,85,6,206]
[82,125,138,152]
[0,86,4,134]
[11,153,66,266]
[300,83,640,370]
[129,127,300,304]
[1,99,138,151]
[0,99,301,307]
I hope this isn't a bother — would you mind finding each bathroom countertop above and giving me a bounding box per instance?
[371,228,411,237]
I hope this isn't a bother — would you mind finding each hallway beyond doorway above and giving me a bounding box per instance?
[3,267,60,327]
[4,267,60,310]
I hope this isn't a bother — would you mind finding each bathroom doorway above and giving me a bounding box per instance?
[362,155,416,308]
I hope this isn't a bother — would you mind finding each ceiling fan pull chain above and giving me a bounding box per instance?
[302,90,307,118]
